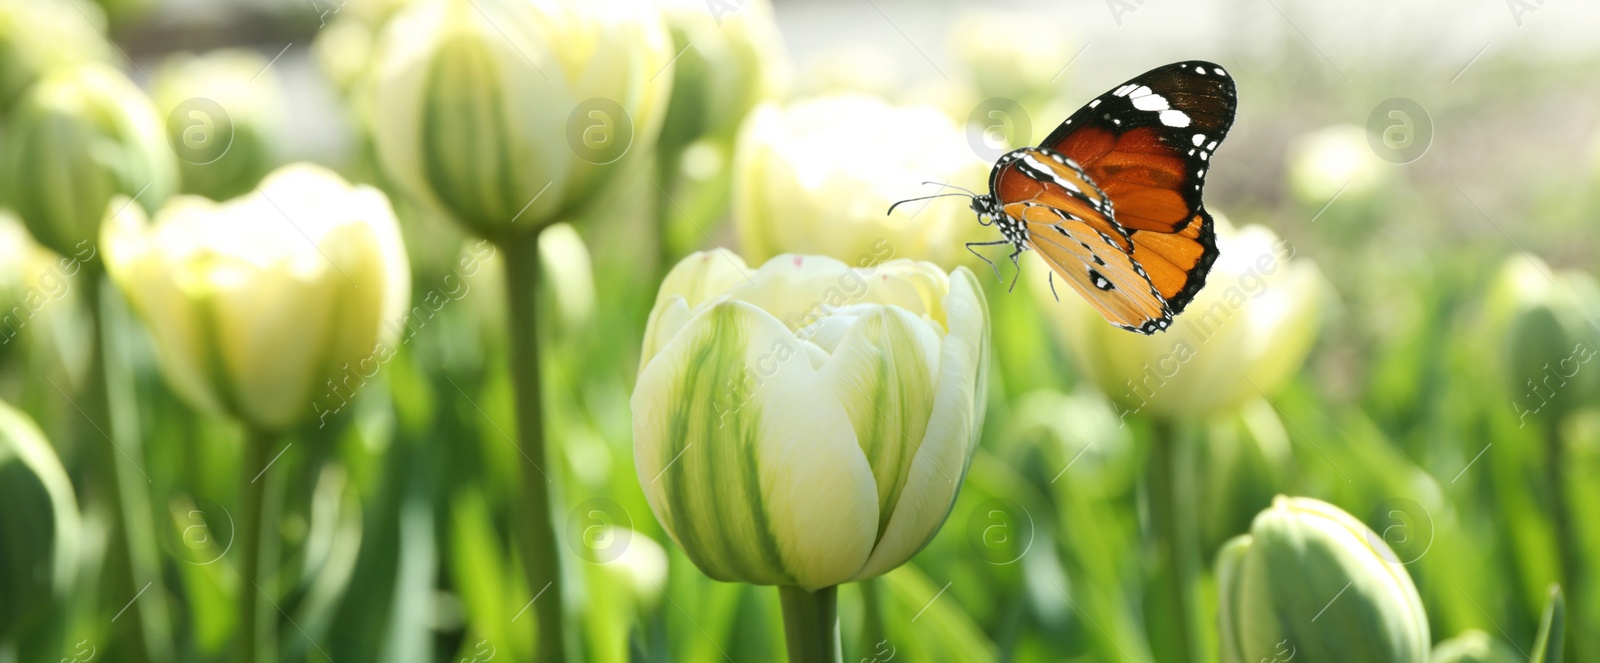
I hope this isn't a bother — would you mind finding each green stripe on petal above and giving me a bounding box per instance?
[853,266,989,580]
[632,300,877,590]
[423,30,508,233]
[816,305,941,539]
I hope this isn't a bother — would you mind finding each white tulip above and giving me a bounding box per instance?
[633,250,989,590]
[1033,217,1327,421]
[733,95,989,268]
[366,0,673,238]
[101,163,410,431]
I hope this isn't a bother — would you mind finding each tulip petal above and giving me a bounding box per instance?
[1235,497,1430,663]
[1214,535,1251,663]
[641,249,750,372]
[204,252,339,430]
[816,305,941,539]
[632,300,877,590]
[853,267,988,579]
[728,253,861,332]
[101,201,228,417]
[819,305,940,538]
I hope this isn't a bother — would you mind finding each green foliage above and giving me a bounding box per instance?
[1,6,1597,662]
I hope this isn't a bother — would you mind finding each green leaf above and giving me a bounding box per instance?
[1530,585,1565,663]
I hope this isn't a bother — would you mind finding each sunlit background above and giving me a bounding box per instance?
[2,0,1599,661]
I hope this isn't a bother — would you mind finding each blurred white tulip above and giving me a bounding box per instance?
[1033,217,1327,421]
[733,95,989,268]
[0,0,112,112]
[1,63,176,258]
[1287,124,1388,207]
[102,164,411,431]
[152,49,288,201]
[365,0,674,239]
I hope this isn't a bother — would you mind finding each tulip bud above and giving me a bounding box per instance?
[101,163,411,431]
[313,16,376,95]
[657,0,785,154]
[0,211,90,379]
[733,95,989,267]
[0,213,33,337]
[1035,218,1327,421]
[1484,256,1600,425]
[0,398,80,642]
[1287,124,1388,208]
[1,63,176,258]
[152,49,287,201]
[0,0,113,112]
[633,251,990,590]
[653,0,785,257]
[366,0,674,239]
[1217,496,1430,663]
[949,11,1073,106]
[1430,631,1520,663]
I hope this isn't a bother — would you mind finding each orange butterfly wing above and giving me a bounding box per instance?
[1041,61,1236,314]
[991,148,1173,334]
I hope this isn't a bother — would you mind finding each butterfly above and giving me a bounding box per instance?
[893,61,1237,334]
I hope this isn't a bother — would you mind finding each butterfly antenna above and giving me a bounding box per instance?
[886,192,972,216]
[921,181,978,196]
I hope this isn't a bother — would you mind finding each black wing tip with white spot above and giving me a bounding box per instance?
[1115,316,1174,336]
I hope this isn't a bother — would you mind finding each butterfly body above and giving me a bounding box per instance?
[969,60,1237,334]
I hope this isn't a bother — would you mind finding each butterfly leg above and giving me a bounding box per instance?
[1048,270,1061,302]
[1006,245,1023,293]
[965,240,1009,283]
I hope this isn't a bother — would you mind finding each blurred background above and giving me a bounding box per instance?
[2,0,1599,661]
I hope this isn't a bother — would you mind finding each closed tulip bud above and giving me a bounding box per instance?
[0,0,113,112]
[949,11,1073,106]
[152,49,286,201]
[1217,496,1429,663]
[658,0,785,153]
[1035,218,1327,421]
[1287,124,1388,208]
[633,250,989,590]
[0,211,92,385]
[1430,631,1521,663]
[312,16,376,95]
[0,398,80,641]
[0,213,33,331]
[366,0,673,239]
[1484,255,1600,425]
[101,164,410,431]
[1,63,176,258]
[733,95,989,267]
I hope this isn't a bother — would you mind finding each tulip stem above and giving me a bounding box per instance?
[84,272,167,663]
[502,230,569,661]
[1545,422,1580,660]
[1146,420,1200,663]
[238,427,273,663]
[779,585,842,663]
